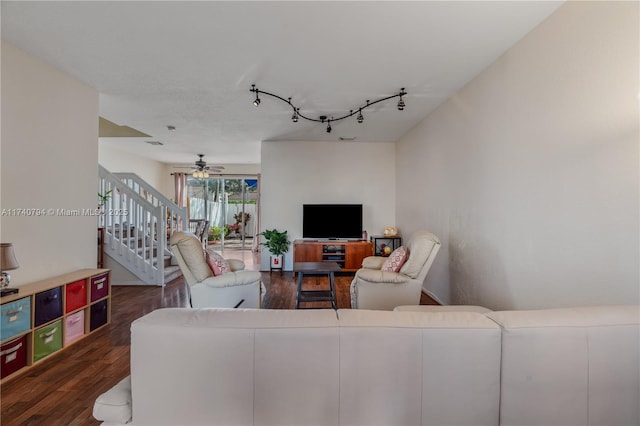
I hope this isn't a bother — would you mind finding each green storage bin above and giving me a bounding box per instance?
[33,319,62,362]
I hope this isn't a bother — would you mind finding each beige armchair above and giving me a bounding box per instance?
[350,231,441,310]
[170,232,262,308]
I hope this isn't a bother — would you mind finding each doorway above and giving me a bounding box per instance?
[187,176,259,252]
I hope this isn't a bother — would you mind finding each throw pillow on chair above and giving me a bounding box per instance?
[206,250,230,276]
[381,246,408,272]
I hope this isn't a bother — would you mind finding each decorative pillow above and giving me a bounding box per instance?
[381,246,408,273]
[206,250,230,276]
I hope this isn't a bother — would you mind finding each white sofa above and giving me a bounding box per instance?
[94,305,639,426]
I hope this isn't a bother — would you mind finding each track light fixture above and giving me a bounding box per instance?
[397,93,405,111]
[250,84,406,131]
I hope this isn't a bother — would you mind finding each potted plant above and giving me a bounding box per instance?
[260,228,290,270]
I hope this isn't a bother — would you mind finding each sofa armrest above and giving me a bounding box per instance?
[361,256,387,270]
[355,268,411,284]
[227,259,246,271]
[93,376,132,424]
[200,270,261,288]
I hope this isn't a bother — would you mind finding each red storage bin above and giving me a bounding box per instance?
[1,335,27,379]
[64,310,85,345]
[65,280,87,313]
[90,273,109,302]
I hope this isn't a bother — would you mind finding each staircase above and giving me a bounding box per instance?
[98,165,187,285]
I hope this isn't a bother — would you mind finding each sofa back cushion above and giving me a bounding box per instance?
[487,305,640,426]
[337,309,501,426]
[131,308,340,426]
[399,232,440,278]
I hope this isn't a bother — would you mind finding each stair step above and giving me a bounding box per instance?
[163,265,183,283]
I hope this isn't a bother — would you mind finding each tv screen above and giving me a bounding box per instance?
[303,204,363,239]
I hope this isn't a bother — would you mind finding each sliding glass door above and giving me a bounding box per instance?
[187,176,259,251]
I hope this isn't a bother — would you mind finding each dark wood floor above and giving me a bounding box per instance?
[0,272,437,425]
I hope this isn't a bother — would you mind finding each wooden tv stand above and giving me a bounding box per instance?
[293,240,374,272]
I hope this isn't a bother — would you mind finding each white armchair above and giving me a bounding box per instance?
[350,231,441,310]
[170,232,263,308]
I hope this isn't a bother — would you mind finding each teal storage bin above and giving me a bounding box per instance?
[33,319,63,362]
[1,297,31,341]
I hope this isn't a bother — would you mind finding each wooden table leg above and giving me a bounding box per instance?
[329,272,336,310]
[295,271,303,309]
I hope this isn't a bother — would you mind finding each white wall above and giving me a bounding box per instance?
[1,41,99,284]
[99,142,172,198]
[396,1,639,309]
[261,141,395,271]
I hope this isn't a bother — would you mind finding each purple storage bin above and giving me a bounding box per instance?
[90,300,108,331]
[90,273,109,302]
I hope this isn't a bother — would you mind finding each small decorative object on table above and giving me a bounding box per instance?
[383,226,398,237]
[0,243,20,297]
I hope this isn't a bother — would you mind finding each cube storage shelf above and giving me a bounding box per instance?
[0,268,110,383]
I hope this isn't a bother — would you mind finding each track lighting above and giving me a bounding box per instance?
[397,91,405,111]
[290,99,299,122]
[250,85,406,131]
[252,85,261,106]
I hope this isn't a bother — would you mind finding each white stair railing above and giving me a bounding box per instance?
[99,165,184,285]
[112,171,187,248]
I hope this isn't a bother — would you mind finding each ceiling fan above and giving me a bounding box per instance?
[176,154,224,178]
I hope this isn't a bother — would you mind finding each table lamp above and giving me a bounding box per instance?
[0,243,20,297]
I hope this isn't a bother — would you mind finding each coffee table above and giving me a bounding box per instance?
[293,262,341,309]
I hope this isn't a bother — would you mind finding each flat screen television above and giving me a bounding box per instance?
[303,204,363,239]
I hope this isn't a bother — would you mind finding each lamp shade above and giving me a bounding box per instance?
[0,243,19,271]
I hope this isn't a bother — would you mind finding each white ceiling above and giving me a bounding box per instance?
[1,1,562,166]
